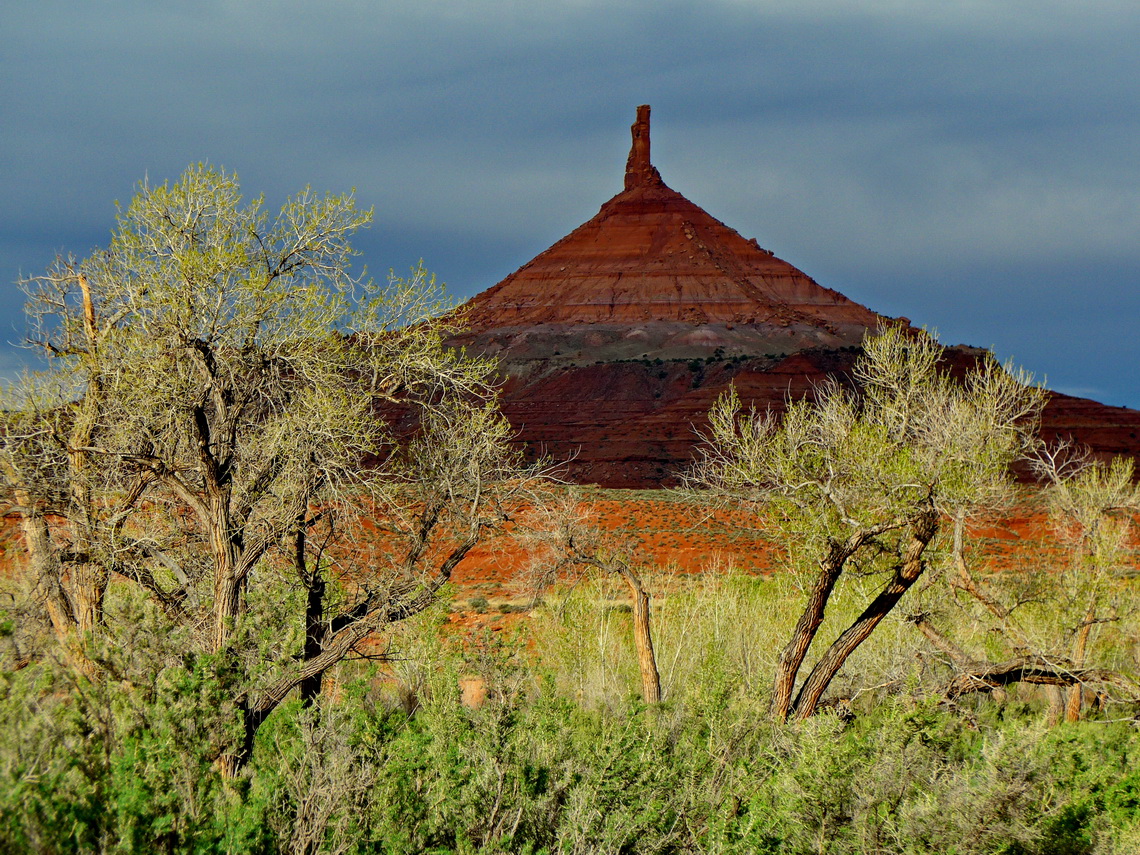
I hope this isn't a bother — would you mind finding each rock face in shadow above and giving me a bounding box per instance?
[446,106,1140,488]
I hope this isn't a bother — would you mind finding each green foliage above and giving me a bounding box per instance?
[1,163,530,780]
[2,580,1140,853]
[0,652,263,853]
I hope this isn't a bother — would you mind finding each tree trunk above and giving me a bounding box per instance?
[16,506,74,637]
[791,511,938,719]
[216,703,260,779]
[69,562,108,635]
[1046,686,1066,726]
[772,538,856,720]
[619,570,661,704]
[12,495,98,677]
[213,571,242,654]
[215,603,388,778]
[211,526,470,778]
[208,510,243,653]
[1066,603,1097,722]
[64,324,108,637]
[300,555,326,707]
[910,614,1138,703]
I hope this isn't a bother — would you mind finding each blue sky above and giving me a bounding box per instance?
[3,1,1139,405]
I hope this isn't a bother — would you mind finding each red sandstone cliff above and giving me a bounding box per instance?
[445,106,1140,488]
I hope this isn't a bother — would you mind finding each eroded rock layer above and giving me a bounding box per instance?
[445,106,1140,488]
[488,349,1140,488]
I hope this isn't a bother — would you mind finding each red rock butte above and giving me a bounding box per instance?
[446,106,1140,488]
[452,105,884,362]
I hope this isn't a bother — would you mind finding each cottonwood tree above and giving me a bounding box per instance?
[524,489,662,704]
[1,164,525,770]
[689,326,1045,720]
[1040,451,1140,719]
[912,447,1140,719]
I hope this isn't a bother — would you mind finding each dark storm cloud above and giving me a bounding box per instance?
[2,1,1138,405]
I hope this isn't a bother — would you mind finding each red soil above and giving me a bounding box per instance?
[442,491,1081,609]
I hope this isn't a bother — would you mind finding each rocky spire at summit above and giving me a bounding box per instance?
[624,104,663,190]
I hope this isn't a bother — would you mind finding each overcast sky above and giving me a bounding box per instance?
[3,1,1139,406]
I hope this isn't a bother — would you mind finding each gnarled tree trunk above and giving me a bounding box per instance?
[1066,602,1097,722]
[618,568,661,704]
[771,525,892,721]
[792,511,938,719]
[772,547,846,721]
